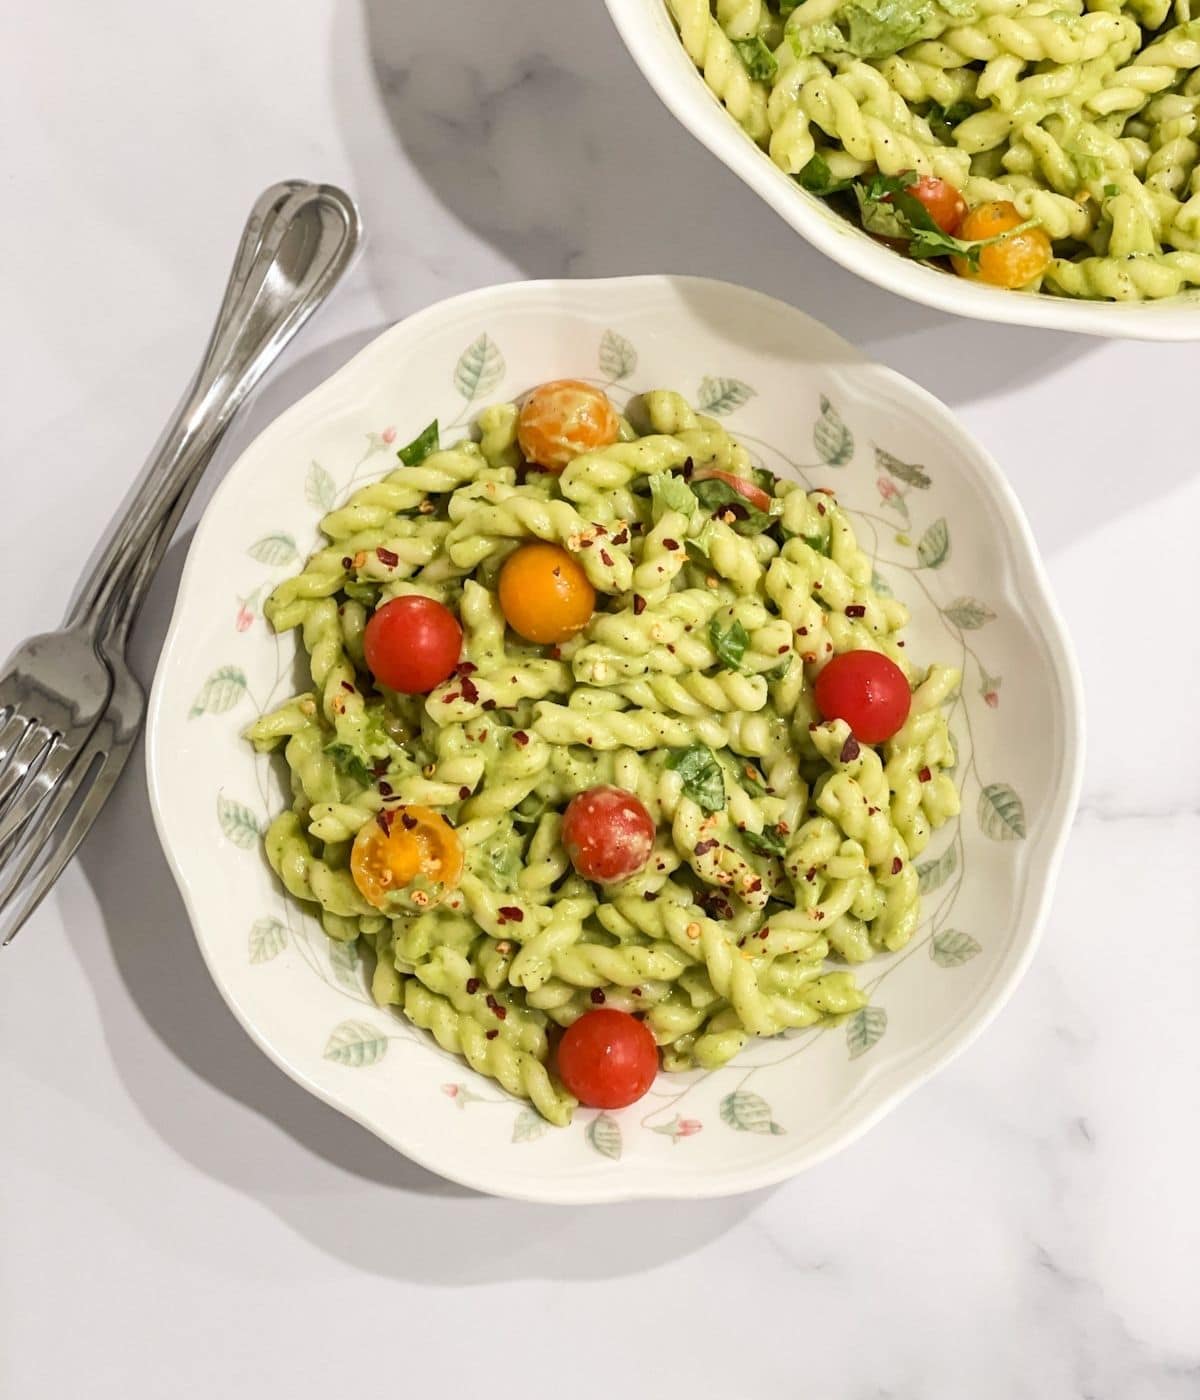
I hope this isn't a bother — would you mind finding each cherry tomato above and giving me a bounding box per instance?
[517,379,620,471]
[814,650,911,744]
[364,596,462,694]
[691,466,773,513]
[498,542,595,644]
[556,1008,659,1109]
[561,785,656,883]
[351,805,464,910]
[952,200,1052,288]
[899,175,967,235]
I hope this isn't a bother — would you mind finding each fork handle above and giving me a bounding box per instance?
[69,182,361,630]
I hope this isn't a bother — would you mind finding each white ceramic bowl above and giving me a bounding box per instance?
[147,275,1084,1201]
[605,0,1200,340]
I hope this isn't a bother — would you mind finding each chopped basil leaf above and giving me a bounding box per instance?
[709,617,750,671]
[666,744,725,813]
[854,173,1038,267]
[802,531,831,556]
[648,471,697,520]
[326,743,372,787]
[798,153,854,197]
[739,762,767,797]
[735,36,778,81]
[762,653,793,682]
[742,825,788,857]
[1103,183,1120,197]
[750,464,778,492]
[926,101,974,144]
[397,419,439,466]
[691,477,779,536]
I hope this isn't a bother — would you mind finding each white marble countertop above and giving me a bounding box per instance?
[3,3,1199,1396]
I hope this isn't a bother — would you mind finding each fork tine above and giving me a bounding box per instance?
[0,725,54,810]
[0,735,132,946]
[0,712,30,769]
[0,741,75,851]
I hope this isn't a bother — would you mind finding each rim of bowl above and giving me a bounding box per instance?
[146,275,1086,1201]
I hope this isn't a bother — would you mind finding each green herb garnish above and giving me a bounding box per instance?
[397,419,439,466]
[666,744,726,813]
[709,617,750,671]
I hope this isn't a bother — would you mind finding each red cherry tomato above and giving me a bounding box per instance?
[556,1008,659,1109]
[363,596,462,694]
[895,175,967,235]
[561,786,656,883]
[814,650,911,744]
[691,467,773,513]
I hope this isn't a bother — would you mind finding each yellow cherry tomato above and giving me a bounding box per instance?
[498,542,595,644]
[952,201,1052,288]
[351,805,463,911]
[516,379,620,471]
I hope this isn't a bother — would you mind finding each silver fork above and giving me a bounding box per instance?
[0,181,361,944]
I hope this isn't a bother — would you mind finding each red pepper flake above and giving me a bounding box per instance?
[642,891,658,902]
[372,759,389,777]
[441,692,461,704]
[611,528,629,546]
[845,604,866,618]
[666,643,676,654]
[817,502,826,515]
[633,594,647,616]
[456,661,478,677]
[375,811,393,835]
[662,538,680,551]
[589,988,606,1005]
[485,1028,499,1040]
[813,581,823,590]
[919,766,932,782]
[840,735,861,763]
[594,524,608,536]
[632,986,643,997]
[379,780,393,796]
[891,857,903,875]
[803,652,817,663]
[485,995,507,1020]
[578,537,594,548]
[340,680,355,693]
[400,812,418,830]
[466,977,480,995]
[456,786,470,800]
[376,546,399,568]
[868,806,879,816]
[460,677,480,703]
[600,548,614,567]
[341,556,353,569]
[498,906,524,924]
[808,722,819,732]
[777,644,789,654]
[513,731,529,747]
[814,910,825,921]
[694,839,719,856]
[757,927,770,939]
[897,640,906,647]
[481,698,497,711]
[548,646,562,660]
[746,878,763,893]
[805,866,817,882]
[682,456,694,479]
[797,627,808,636]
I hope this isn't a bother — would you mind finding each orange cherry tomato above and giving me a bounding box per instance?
[351,805,464,911]
[952,201,1052,288]
[901,176,967,235]
[516,379,620,471]
[498,542,595,644]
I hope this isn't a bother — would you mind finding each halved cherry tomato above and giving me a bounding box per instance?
[351,805,463,910]
[900,175,967,236]
[952,200,1052,288]
[364,596,462,694]
[556,1008,659,1109]
[691,466,772,513]
[814,650,911,744]
[498,542,595,644]
[562,785,655,883]
[517,379,620,471]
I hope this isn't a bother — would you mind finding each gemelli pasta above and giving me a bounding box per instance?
[246,381,961,1123]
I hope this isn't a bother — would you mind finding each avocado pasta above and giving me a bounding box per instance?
[246,384,961,1124]
[668,0,1200,300]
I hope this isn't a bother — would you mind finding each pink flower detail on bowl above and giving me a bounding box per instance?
[877,476,898,501]
[381,426,397,444]
[235,604,253,633]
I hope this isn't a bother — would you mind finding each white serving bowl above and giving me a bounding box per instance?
[605,0,1200,340]
[147,275,1083,1202]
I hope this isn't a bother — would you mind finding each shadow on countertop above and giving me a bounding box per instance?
[337,0,1089,410]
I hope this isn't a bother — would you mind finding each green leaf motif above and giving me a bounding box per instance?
[329,938,361,989]
[249,917,287,964]
[870,569,894,598]
[217,794,260,849]
[876,446,931,489]
[247,532,299,567]
[813,395,854,465]
[943,597,996,630]
[719,1089,785,1135]
[931,929,982,967]
[323,1020,389,1067]
[512,1106,550,1143]
[586,1113,622,1160]
[305,461,336,512]
[697,376,755,416]
[454,334,504,401]
[598,329,637,381]
[916,843,958,894]
[846,1005,888,1059]
[190,665,247,718]
[916,517,950,568]
[978,782,1027,840]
